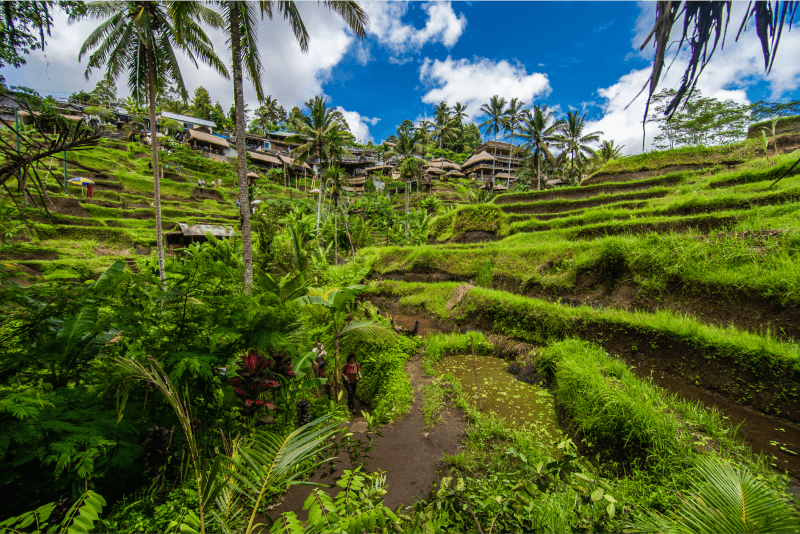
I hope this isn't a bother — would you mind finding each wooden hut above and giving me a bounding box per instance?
[461,151,496,182]
[187,129,230,155]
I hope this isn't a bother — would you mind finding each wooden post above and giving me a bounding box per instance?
[471,335,482,411]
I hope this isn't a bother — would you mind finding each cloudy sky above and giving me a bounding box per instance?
[4,1,800,153]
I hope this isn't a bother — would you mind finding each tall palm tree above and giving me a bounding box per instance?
[416,119,434,149]
[517,104,564,190]
[501,97,525,187]
[287,96,342,231]
[433,100,458,155]
[596,139,624,164]
[219,1,368,291]
[479,95,507,190]
[556,111,603,185]
[75,1,227,290]
[386,130,425,237]
[452,101,469,125]
[325,165,346,265]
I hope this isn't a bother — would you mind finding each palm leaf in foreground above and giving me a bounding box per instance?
[339,320,394,347]
[229,415,339,534]
[634,457,800,533]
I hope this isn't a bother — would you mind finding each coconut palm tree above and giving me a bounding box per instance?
[287,96,342,231]
[517,104,564,190]
[452,101,469,124]
[433,100,459,155]
[325,165,346,265]
[75,1,228,290]
[416,119,434,149]
[596,139,624,164]
[501,97,525,187]
[219,1,368,292]
[386,130,425,237]
[479,95,507,190]
[556,111,603,185]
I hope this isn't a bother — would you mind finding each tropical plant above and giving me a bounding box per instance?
[479,95,507,187]
[220,2,367,291]
[633,457,800,533]
[517,104,563,190]
[386,129,425,237]
[297,285,394,401]
[452,101,469,124]
[595,139,624,165]
[433,100,459,154]
[227,349,291,417]
[288,97,343,231]
[269,468,400,534]
[0,490,107,534]
[75,0,228,290]
[501,97,525,186]
[555,111,602,185]
[325,165,347,265]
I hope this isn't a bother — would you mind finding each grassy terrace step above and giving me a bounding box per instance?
[499,188,672,215]
[368,280,800,422]
[493,172,688,205]
[586,139,765,184]
[367,226,800,338]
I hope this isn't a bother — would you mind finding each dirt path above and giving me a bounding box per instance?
[266,349,466,521]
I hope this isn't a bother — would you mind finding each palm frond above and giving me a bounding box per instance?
[339,320,395,346]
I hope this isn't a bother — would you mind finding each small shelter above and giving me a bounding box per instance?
[428,157,461,171]
[443,169,464,179]
[247,171,259,186]
[248,151,282,171]
[165,223,237,249]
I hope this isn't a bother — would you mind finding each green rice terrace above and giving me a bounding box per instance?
[4,112,800,532]
[4,2,800,530]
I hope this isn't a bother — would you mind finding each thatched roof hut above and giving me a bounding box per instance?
[444,169,464,178]
[462,150,495,168]
[248,151,282,166]
[188,129,230,149]
[425,166,445,175]
[247,171,259,179]
[428,157,461,171]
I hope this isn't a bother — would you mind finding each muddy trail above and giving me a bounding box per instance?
[373,298,800,485]
[266,321,465,522]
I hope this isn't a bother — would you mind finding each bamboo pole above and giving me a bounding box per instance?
[471,335,482,411]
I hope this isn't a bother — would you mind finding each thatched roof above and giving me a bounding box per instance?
[462,151,495,168]
[366,164,394,172]
[444,169,464,178]
[279,154,312,170]
[248,151,282,165]
[188,129,230,148]
[425,166,445,174]
[495,172,514,179]
[247,171,259,179]
[343,186,364,193]
[428,158,461,171]
[18,110,84,122]
[347,177,367,185]
[480,183,508,191]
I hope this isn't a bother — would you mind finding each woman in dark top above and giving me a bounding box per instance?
[341,354,362,413]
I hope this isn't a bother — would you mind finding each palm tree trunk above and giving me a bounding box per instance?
[333,198,338,265]
[146,43,166,291]
[492,129,498,191]
[536,145,542,191]
[333,316,341,402]
[230,2,253,292]
[509,127,514,188]
[316,175,322,232]
[404,179,409,237]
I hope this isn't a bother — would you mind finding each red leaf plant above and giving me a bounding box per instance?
[228,349,296,416]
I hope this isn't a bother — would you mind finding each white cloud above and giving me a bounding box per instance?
[1,4,359,113]
[336,106,380,143]
[419,56,551,116]
[589,2,800,155]
[364,1,467,59]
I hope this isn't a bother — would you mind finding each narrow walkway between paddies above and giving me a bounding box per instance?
[266,348,466,521]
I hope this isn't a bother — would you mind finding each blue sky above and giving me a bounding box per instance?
[4,1,800,153]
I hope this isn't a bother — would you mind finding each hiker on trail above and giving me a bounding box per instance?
[235,198,240,208]
[197,178,202,187]
[217,178,222,187]
[312,341,327,378]
[341,354,362,413]
[202,179,207,187]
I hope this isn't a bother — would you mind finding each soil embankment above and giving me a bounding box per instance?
[370,295,800,482]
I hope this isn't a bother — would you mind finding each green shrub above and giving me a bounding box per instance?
[355,335,418,418]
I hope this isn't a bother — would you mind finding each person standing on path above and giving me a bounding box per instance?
[341,354,362,413]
